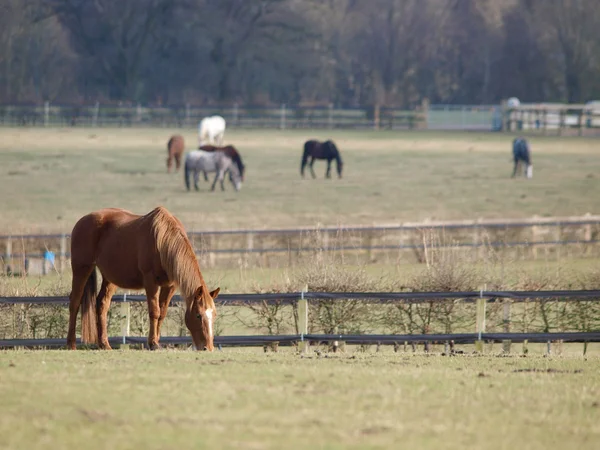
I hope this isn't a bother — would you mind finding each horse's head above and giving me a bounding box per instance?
[326,141,343,178]
[186,286,220,351]
[229,163,243,191]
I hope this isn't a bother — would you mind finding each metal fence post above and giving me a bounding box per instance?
[121,293,131,350]
[297,287,309,353]
[328,103,333,129]
[92,102,100,127]
[4,236,12,274]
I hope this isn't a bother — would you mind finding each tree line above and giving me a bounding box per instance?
[1,0,599,108]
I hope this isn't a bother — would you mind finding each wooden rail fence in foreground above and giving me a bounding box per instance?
[1,290,599,354]
[2,214,599,273]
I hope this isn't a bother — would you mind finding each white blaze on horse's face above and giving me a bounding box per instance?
[205,308,213,339]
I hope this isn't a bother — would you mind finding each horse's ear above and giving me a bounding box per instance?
[210,287,220,299]
[195,286,204,298]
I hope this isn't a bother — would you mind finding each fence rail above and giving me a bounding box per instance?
[1,290,599,350]
[2,214,599,273]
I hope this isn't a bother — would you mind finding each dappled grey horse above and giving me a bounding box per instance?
[512,137,532,179]
[184,150,242,192]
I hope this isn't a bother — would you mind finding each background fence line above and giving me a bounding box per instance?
[1,290,599,351]
[2,214,599,273]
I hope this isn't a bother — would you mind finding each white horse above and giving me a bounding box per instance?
[184,150,242,192]
[198,115,226,146]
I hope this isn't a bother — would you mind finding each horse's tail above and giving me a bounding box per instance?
[80,268,98,344]
[184,155,191,190]
[301,142,312,176]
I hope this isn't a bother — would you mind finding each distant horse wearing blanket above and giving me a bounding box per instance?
[198,115,226,146]
[512,137,533,179]
[185,150,242,192]
[301,140,343,179]
[67,206,220,351]
[166,135,185,173]
[199,144,245,182]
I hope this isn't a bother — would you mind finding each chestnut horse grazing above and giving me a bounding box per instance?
[166,135,185,173]
[67,206,220,351]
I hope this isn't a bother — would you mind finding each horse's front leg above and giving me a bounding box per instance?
[143,277,161,350]
[194,170,200,191]
[157,285,176,338]
[309,158,317,178]
[203,171,209,182]
[326,160,332,179]
[211,171,220,191]
[511,160,518,178]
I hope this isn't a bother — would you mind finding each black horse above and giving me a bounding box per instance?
[301,140,343,179]
[511,137,532,179]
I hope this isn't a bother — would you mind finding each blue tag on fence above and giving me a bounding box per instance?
[44,251,55,264]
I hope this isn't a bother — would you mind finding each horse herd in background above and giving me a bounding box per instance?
[165,115,532,193]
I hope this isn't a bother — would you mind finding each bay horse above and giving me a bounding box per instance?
[198,115,226,146]
[67,206,220,351]
[512,137,533,178]
[184,150,243,192]
[199,144,245,182]
[166,135,185,173]
[301,140,343,179]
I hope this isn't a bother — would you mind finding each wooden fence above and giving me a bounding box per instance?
[503,102,600,135]
[1,214,599,274]
[0,101,428,130]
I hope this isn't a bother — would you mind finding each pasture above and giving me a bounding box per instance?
[0,349,599,450]
[0,127,599,234]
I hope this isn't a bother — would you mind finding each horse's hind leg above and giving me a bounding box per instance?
[511,160,518,178]
[325,160,332,178]
[67,264,94,350]
[203,171,209,182]
[96,278,117,350]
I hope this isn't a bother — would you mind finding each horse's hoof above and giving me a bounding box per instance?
[148,343,161,351]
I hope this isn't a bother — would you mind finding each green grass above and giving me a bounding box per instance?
[1,127,599,234]
[0,350,599,450]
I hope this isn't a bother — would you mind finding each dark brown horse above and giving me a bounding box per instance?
[199,144,245,181]
[301,140,343,179]
[67,206,220,351]
[166,135,185,173]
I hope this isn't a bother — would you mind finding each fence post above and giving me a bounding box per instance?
[120,293,131,350]
[4,236,12,274]
[328,103,333,129]
[92,102,100,127]
[58,234,67,273]
[233,103,239,127]
[44,101,50,127]
[280,104,286,130]
[185,103,190,127]
[297,287,309,353]
[373,104,380,130]
[502,300,511,354]
[531,215,540,259]
[475,290,486,353]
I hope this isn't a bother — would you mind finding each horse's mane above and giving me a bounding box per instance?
[149,207,208,302]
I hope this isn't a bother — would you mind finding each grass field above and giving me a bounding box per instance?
[1,127,599,234]
[0,350,599,450]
